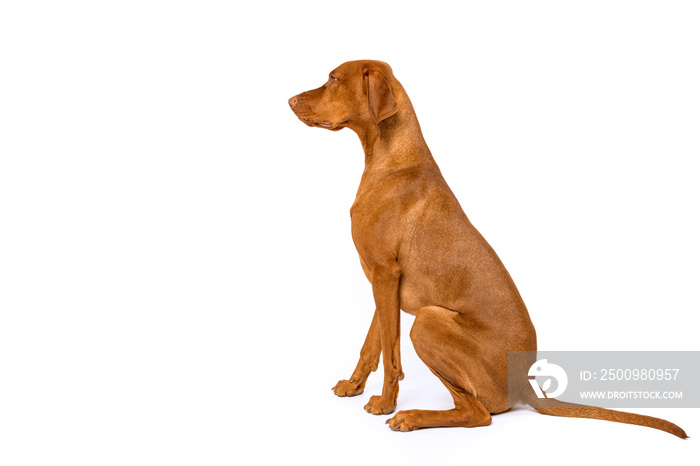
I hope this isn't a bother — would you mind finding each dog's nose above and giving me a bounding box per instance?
[288,96,298,108]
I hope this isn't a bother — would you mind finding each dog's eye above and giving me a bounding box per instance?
[329,75,338,83]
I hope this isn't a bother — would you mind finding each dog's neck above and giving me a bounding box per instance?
[351,84,435,172]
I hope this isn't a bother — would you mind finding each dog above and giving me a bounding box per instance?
[289,60,686,437]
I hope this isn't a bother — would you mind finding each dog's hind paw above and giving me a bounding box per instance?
[387,410,420,431]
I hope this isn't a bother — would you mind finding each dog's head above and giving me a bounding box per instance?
[288,60,399,132]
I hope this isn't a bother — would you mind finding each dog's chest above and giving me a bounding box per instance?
[349,196,403,258]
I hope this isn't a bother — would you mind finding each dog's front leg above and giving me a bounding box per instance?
[332,311,380,396]
[363,260,403,415]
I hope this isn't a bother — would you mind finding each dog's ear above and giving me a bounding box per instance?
[364,69,398,124]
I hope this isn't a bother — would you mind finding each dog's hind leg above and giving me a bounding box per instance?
[387,305,495,431]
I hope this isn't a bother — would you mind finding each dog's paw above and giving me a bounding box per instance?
[364,395,396,415]
[332,378,365,397]
[386,410,420,431]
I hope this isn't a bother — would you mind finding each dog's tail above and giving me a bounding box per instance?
[525,394,687,438]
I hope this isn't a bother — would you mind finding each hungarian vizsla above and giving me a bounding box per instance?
[288,60,686,437]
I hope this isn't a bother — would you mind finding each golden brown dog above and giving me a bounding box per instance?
[288,60,686,437]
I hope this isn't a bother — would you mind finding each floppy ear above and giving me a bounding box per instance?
[364,69,398,124]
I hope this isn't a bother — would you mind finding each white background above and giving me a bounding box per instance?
[1,1,699,464]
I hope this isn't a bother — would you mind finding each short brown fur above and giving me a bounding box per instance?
[289,60,687,437]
